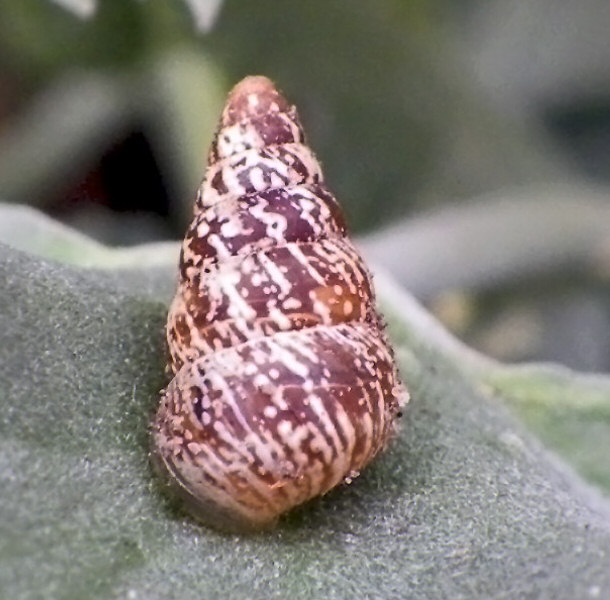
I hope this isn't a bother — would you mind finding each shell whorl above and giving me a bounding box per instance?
[153,76,407,532]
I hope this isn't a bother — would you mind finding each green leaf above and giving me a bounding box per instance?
[1,208,610,599]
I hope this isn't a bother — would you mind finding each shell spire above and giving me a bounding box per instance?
[152,75,407,532]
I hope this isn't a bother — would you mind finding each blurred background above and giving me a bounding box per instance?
[0,0,609,372]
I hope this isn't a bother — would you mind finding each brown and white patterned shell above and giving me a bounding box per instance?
[152,76,407,532]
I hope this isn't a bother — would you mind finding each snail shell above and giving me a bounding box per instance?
[152,76,407,532]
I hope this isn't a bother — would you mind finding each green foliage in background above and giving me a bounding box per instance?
[0,0,561,231]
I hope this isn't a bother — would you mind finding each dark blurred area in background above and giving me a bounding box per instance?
[0,0,609,372]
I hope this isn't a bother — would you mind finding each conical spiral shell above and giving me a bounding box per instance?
[152,76,407,532]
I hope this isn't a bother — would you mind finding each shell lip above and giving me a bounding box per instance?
[150,435,279,534]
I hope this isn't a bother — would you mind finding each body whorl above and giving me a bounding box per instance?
[152,76,407,532]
